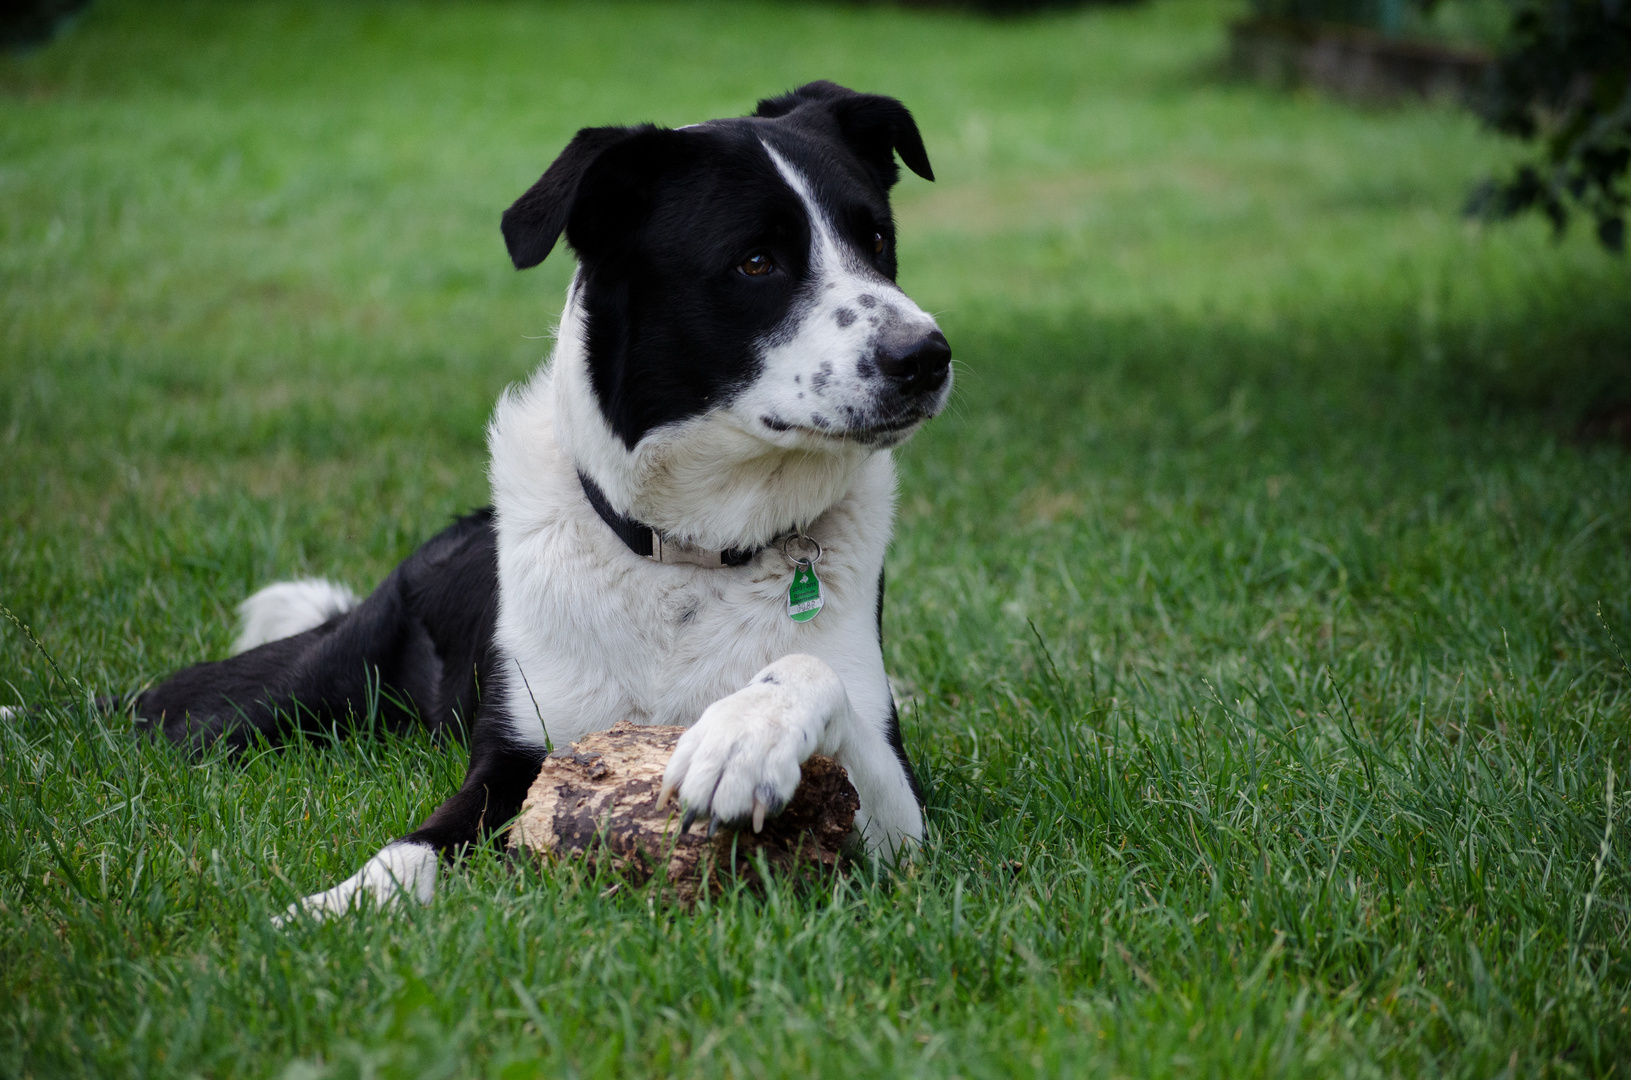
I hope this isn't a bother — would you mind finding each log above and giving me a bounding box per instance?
[507,720,859,901]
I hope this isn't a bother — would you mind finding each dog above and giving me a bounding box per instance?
[133,81,953,917]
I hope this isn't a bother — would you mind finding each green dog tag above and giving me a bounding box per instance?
[787,563,823,622]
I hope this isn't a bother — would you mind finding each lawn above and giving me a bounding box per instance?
[3,0,1631,1076]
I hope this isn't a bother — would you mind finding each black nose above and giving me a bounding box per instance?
[875,330,951,395]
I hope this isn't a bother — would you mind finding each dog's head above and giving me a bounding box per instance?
[502,81,950,456]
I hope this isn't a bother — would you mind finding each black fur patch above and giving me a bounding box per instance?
[134,510,499,752]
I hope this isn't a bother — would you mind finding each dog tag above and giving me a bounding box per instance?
[787,563,823,622]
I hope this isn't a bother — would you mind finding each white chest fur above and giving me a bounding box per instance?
[486,347,898,751]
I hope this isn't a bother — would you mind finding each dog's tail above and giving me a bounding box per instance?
[232,578,360,655]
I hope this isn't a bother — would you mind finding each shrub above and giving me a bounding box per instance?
[1469,0,1631,251]
[0,0,92,50]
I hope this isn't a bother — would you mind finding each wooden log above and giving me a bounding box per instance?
[507,720,859,901]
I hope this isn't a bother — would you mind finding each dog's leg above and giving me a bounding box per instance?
[276,840,439,923]
[139,509,496,752]
[279,734,544,922]
[662,653,924,858]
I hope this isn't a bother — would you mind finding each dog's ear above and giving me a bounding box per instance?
[832,92,934,186]
[562,127,694,261]
[753,79,850,119]
[502,125,654,270]
[754,80,934,187]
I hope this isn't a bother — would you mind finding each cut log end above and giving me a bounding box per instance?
[507,721,859,901]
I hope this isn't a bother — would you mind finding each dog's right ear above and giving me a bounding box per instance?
[502,126,643,270]
[755,81,933,189]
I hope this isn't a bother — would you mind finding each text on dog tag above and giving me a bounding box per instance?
[787,564,823,622]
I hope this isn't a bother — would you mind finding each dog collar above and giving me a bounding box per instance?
[578,472,762,568]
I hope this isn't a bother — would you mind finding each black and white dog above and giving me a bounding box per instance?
[134,81,952,917]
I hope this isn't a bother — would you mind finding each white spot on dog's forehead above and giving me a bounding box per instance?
[760,141,865,279]
[758,139,930,339]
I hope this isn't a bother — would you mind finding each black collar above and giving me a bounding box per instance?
[578,472,762,568]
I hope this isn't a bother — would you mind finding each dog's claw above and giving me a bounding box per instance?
[707,816,721,839]
[752,795,767,834]
[657,782,674,809]
[680,807,698,833]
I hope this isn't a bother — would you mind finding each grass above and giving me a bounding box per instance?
[3,0,1631,1076]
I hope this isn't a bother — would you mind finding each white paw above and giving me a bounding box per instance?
[661,654,846,836]
[273,841,437,926]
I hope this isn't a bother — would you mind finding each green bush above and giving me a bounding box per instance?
[1470,0,1631,251]
[0,0,91,50]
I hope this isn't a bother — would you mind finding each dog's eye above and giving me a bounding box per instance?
[738,253,774,276]
[873,232,885,256]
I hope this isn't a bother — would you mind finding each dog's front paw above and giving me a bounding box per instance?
[273,841,437,926]
[661,655,845,836]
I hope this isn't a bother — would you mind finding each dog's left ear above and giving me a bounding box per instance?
[755,81,934,188]
[502,125,647,270]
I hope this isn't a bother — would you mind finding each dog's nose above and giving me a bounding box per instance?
[875,329,951,395]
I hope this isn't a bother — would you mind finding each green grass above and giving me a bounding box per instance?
[4,0,1631,1076]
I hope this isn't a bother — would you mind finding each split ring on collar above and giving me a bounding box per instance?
[779,532,823,567]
